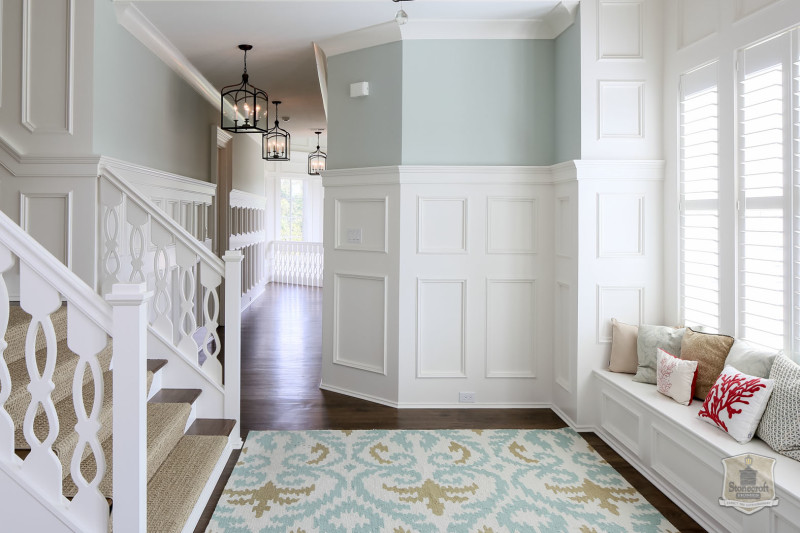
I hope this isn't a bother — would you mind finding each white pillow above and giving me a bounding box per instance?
[724,339,780,379]
[656,348,698,406]
[698,366,775,444]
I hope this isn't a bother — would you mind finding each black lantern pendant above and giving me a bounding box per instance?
[220,44,269,134]
[262,101,291,161]
[308,131,327,175]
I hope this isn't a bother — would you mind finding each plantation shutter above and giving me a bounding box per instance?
[738,33,792,351]
[793,30,800,360]
[680,63,720,332]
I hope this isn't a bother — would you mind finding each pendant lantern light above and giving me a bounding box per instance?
[220,44,269,134]
[262,101,291,161]
[308,131,327,175]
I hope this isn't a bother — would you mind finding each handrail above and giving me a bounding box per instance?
[0,210,112,334]
[99,165,225,276]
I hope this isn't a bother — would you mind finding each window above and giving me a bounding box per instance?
[680,63,720,332]
[679,29,800,359]
[280,178,305,241]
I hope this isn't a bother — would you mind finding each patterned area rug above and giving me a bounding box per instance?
[207,428,677,532]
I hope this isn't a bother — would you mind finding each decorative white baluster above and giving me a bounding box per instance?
[176,241,199,360]
[67,306,109,531]
[150,219,174,340]
[19,263,62,502]
[224,251,243,446]
[100,180,123,295]
[126,199,148,283]
[200,267,223,385]
[0,244,15,461]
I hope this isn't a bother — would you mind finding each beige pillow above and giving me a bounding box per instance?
[608,318,638,374]
[680,328,734,400]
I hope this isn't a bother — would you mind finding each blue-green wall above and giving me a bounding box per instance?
[327,42,403,170]
[554,12,581,163]
[401,40,555,166]
[93,0,217,181]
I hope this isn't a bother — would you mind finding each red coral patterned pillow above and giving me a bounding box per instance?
[698,366,775,444]
[656,348,698,405]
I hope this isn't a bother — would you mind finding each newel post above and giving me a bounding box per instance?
[223,251,243,447]
[106,283,152,533]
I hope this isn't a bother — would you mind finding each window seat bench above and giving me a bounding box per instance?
[593,369,800,533]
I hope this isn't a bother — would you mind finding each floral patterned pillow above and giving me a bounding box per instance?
[656,349,698,406]
[698,366,775,444]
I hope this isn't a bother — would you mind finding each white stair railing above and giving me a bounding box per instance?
[0,209,114,532]
[269,241,324,287]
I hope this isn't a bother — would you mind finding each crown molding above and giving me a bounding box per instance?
[113,1,220,111]
[0,137,100,177]
[317,21,401,58]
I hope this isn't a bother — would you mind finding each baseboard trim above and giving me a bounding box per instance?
[395,401,553,409]
[319,382,399,408]
[549,403,594,432]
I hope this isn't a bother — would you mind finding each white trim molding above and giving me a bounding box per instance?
[229,188,267,210]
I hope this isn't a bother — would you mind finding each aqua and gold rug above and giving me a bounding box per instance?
[207,428,677,532]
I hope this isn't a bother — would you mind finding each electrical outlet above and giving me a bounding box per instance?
[459,392,476,403]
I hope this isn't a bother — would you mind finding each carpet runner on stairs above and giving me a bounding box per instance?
[2,305,233,532]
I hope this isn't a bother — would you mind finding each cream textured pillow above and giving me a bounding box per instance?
[656,349,698,405]
[756,355,800,460]
[724,339,779,379]
[680,328,734,400]
[698,366,775,444]
[633,325,685,384]
[608,318,638,374]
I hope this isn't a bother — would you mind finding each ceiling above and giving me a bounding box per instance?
[132,0,564,147]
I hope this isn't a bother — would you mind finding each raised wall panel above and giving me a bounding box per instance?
[333,273,387,374]
[678,0,719,49]
[598,0,643,60]
[597,285,644,343]
[486,279,536,378]
[598,81,645,139]
[335,198,388,253]
[22,0,74,133]
[417,197,467,254]
[555,282,571,392]
[20,192,72,268]
[734,0,780,21]
[487,198,537,254]
[600,391,640,454]
[597,193,644,257]
[417,279,466,378]
[555,196,571,258]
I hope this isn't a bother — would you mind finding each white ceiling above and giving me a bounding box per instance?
[132,0,563,147]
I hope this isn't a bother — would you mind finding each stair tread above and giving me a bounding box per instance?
[186,419,236,436]
[147,359,168,373]
[149,388,202,405]
[147,435,228,533]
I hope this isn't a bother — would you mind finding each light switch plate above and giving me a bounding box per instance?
[350,82,369,98]
[346,228,363,244]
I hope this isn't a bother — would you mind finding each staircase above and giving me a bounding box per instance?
[0,164,244,532]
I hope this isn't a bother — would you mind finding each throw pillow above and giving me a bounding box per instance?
[680,328,734,400]
[608,318,639,374]
[724,339,780,379]
[656,348,698,405]
[756,355,800,460]
[698,366,775,444]
[633,325,685,384]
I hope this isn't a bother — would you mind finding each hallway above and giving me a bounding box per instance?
[197,283,701,531]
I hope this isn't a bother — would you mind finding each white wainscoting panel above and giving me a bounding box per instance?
[598,0,643,60]
[555,282,571,392]
[598,81,645,139]
[734,0,780,21]
[333,273,387,375]
[678,0,719,49]
[20,192,72,268]
[486,279,536,378]
[417,197,467,254]
[486,197,537,254]
[597,193,644,257]
[597,285,644,343]
[416,279,466,378]
[335,198,388,253]
[555,196,572,258]
[600,391,641,455]
[22,0,74,133]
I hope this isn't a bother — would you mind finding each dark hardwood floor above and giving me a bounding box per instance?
[195,283,703,532]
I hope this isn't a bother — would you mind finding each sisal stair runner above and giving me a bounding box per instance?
[2,305,233,532]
